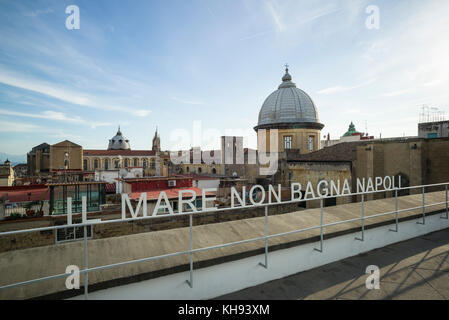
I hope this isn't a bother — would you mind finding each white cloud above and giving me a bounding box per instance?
[0,120,42,132]
[0,68,150,117]
[0,109,111,128]
[171,97,205,105]
[381,89,413,97]
[23,8,54,17]
[317,79,376,95]
[264,0,286,32]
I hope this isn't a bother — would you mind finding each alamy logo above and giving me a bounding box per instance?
[65,265,80,289]
[65,5,80,30]
[365,5,380,30]
[365,265,380,290]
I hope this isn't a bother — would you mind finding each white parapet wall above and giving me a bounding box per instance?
[71,211,449,300]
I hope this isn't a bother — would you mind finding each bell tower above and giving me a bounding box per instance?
[152,127,161,152]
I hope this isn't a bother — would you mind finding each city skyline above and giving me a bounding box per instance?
[1,0,449,156]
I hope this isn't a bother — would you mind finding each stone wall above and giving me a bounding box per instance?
[50,141,83,171]
[354,138,449,199]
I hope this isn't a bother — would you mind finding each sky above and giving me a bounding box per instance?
[0,0,449,157]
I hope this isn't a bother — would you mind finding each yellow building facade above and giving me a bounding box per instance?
[0,160,14,186]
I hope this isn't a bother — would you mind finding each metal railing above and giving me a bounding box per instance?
[0,182,448,300]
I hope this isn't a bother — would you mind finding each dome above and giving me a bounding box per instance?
[255,67,324,130]
[343,121,358,136]
[108,126,131,150]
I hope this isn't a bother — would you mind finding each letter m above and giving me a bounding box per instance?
[122,193,147,219]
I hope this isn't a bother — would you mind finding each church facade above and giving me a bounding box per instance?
[82,127,169,177]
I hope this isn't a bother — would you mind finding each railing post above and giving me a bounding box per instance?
[443,185,449,219]
[390,189,399,232]
[83,225,88,300]
[259,206,268,268]
[314,198,324,252]
[418,186,426,225]
[186,213,193,288]
[356,194,365,241]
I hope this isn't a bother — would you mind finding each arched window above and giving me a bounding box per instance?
[150,159,155,169]
[212,168,217,174]
[143,160,147,169]
[114,159,119,169]
[124,159,129,167]
[83,159,88,171]
[134,158,138,167]
[94,159,98,169]
[186,166,190,173]
[198,167,202,174]
[104,159,109,170]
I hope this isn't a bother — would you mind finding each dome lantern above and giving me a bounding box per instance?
[254,67,324,131]
[108,126,131,150]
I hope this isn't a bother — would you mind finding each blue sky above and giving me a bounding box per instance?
[0,0,449,156]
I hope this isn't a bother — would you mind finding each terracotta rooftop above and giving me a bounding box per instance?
[287,142,362,162]
[176,174,221,180]
[123,177,191,182]
[0,188,50,203]
[130,187,215,201]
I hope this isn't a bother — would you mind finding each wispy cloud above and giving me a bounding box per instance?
[171,96,205,105]
[0,120,42,132]
[317,79,376,95]
[23,8,54,17]
[0,68,151,117]
[264,0,286,32]
[0,109,111,128]
[297,5,340,26]
[239,30,272,41]
[381,88,413,97]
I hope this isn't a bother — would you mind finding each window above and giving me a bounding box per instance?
[134,158,138,166]
[114,160,119,169]
[308,136,314,152]
[198,167,202,173]
[195,199,203,211]
[50,184,105,216]
[158,201,178,214]
[284,136,292,149]
[143,160,147,169]
[56,225,92,243]
[150,159,155,169]
[212,168,217,174]
[186,166,190,173]
[104,159,109,170]
[94,159,98,169]
[83,159,88,171]
[124,159,129,167]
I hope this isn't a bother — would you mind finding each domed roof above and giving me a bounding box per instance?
[343,121,359,136]
[108,126,131,150]
[255,67,324,130]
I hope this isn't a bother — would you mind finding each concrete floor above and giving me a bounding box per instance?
[2,190,447,299]
[217,228,449,300]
